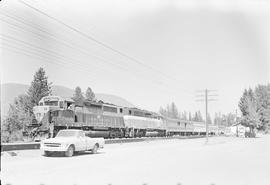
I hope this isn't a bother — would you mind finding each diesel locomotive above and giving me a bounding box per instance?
[24,95,220,140]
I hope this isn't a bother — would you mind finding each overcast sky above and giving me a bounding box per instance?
[1,0,270,118]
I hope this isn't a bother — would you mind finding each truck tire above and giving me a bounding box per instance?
[65,145,74,157]
[92,144,98,154]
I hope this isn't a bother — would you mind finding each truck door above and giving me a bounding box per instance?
[78,131,88,150]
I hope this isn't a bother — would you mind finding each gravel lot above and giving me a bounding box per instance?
[1,135,270,185]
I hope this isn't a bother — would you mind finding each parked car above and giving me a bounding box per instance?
[40,129,105,157]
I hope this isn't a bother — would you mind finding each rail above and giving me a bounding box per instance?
[1,135,206,152]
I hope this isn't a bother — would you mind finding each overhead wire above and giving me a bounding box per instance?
[1,3,193,98]
[17,0,193,94]
[1,39,102,83]
[1,32,180,96]
[0,11,131,73]
[0,12,186,96]
[1,37,182,97]
[0,10,170,87]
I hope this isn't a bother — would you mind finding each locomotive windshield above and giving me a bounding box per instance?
[44,101,59,106]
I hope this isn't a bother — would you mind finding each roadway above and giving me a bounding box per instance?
[1,135,270,185]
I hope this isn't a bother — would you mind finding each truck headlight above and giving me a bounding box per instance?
[62,143,69,147]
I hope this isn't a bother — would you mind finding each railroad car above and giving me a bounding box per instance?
[164,117,190,136]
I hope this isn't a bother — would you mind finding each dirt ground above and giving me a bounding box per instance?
[1,135,270,185]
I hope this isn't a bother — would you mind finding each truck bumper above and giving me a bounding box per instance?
[40,145,68,152]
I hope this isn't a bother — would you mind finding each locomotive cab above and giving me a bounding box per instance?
[33,96,74,124]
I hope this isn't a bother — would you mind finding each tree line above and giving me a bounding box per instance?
[1,67,269,142]
[159,102,207,122]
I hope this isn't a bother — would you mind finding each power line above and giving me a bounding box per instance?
[17,0,192,93]
[1,34,183,97]
[0,34,115,80]
[1,16,191,97]
[0,12,131,72]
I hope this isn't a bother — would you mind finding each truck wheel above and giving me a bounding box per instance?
[65,145,74,157]
[44,151,52,157]
[92,144,98,154]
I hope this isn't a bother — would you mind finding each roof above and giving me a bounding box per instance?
[41,96,74,103]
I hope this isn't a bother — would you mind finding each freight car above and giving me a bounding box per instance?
[24,95,219,140]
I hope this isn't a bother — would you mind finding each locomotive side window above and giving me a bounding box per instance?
[44,101,58,106]
[135,111,143,117]
[59,101,64,108]
[119,108,123,113]
[129,110,132,115]
[67,102,72,109]
[103,106,117,113]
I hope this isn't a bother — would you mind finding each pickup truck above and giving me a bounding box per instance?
[40,129,105,157]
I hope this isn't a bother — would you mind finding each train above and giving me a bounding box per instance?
[24,95,224,140]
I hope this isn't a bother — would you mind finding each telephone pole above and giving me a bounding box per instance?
[195,89,218,143]
[205,89,208,142]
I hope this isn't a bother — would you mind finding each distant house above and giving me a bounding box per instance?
[225,123,248,137]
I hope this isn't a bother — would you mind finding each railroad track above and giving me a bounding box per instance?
[1,135,208,152]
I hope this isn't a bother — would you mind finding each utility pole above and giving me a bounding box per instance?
[205,89,209,143]
[195,89,218,144]
[235,109,238,137]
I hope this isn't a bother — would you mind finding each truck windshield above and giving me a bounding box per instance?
[56,130,78,137]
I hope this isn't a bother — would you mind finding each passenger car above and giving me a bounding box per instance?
[40,129,105,157]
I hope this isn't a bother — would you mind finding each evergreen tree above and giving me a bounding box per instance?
[166,104,171,117]
[1,96,30,142]
[85,87,95,101]
[214,112,223,126]
[27,67,51,109]
[197,111,203,122]
[180,111,187,120]
[188,112,192,121]
[159,102,180,119]
[193,112,198,121]
[170,102,179,118]
[239,87,262,135]
[239,89,249,116]
[73,86,85,105]
[159,107,166,117]
[1,68,51,142]
[254,84,270,131]
[207,113,212,124]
